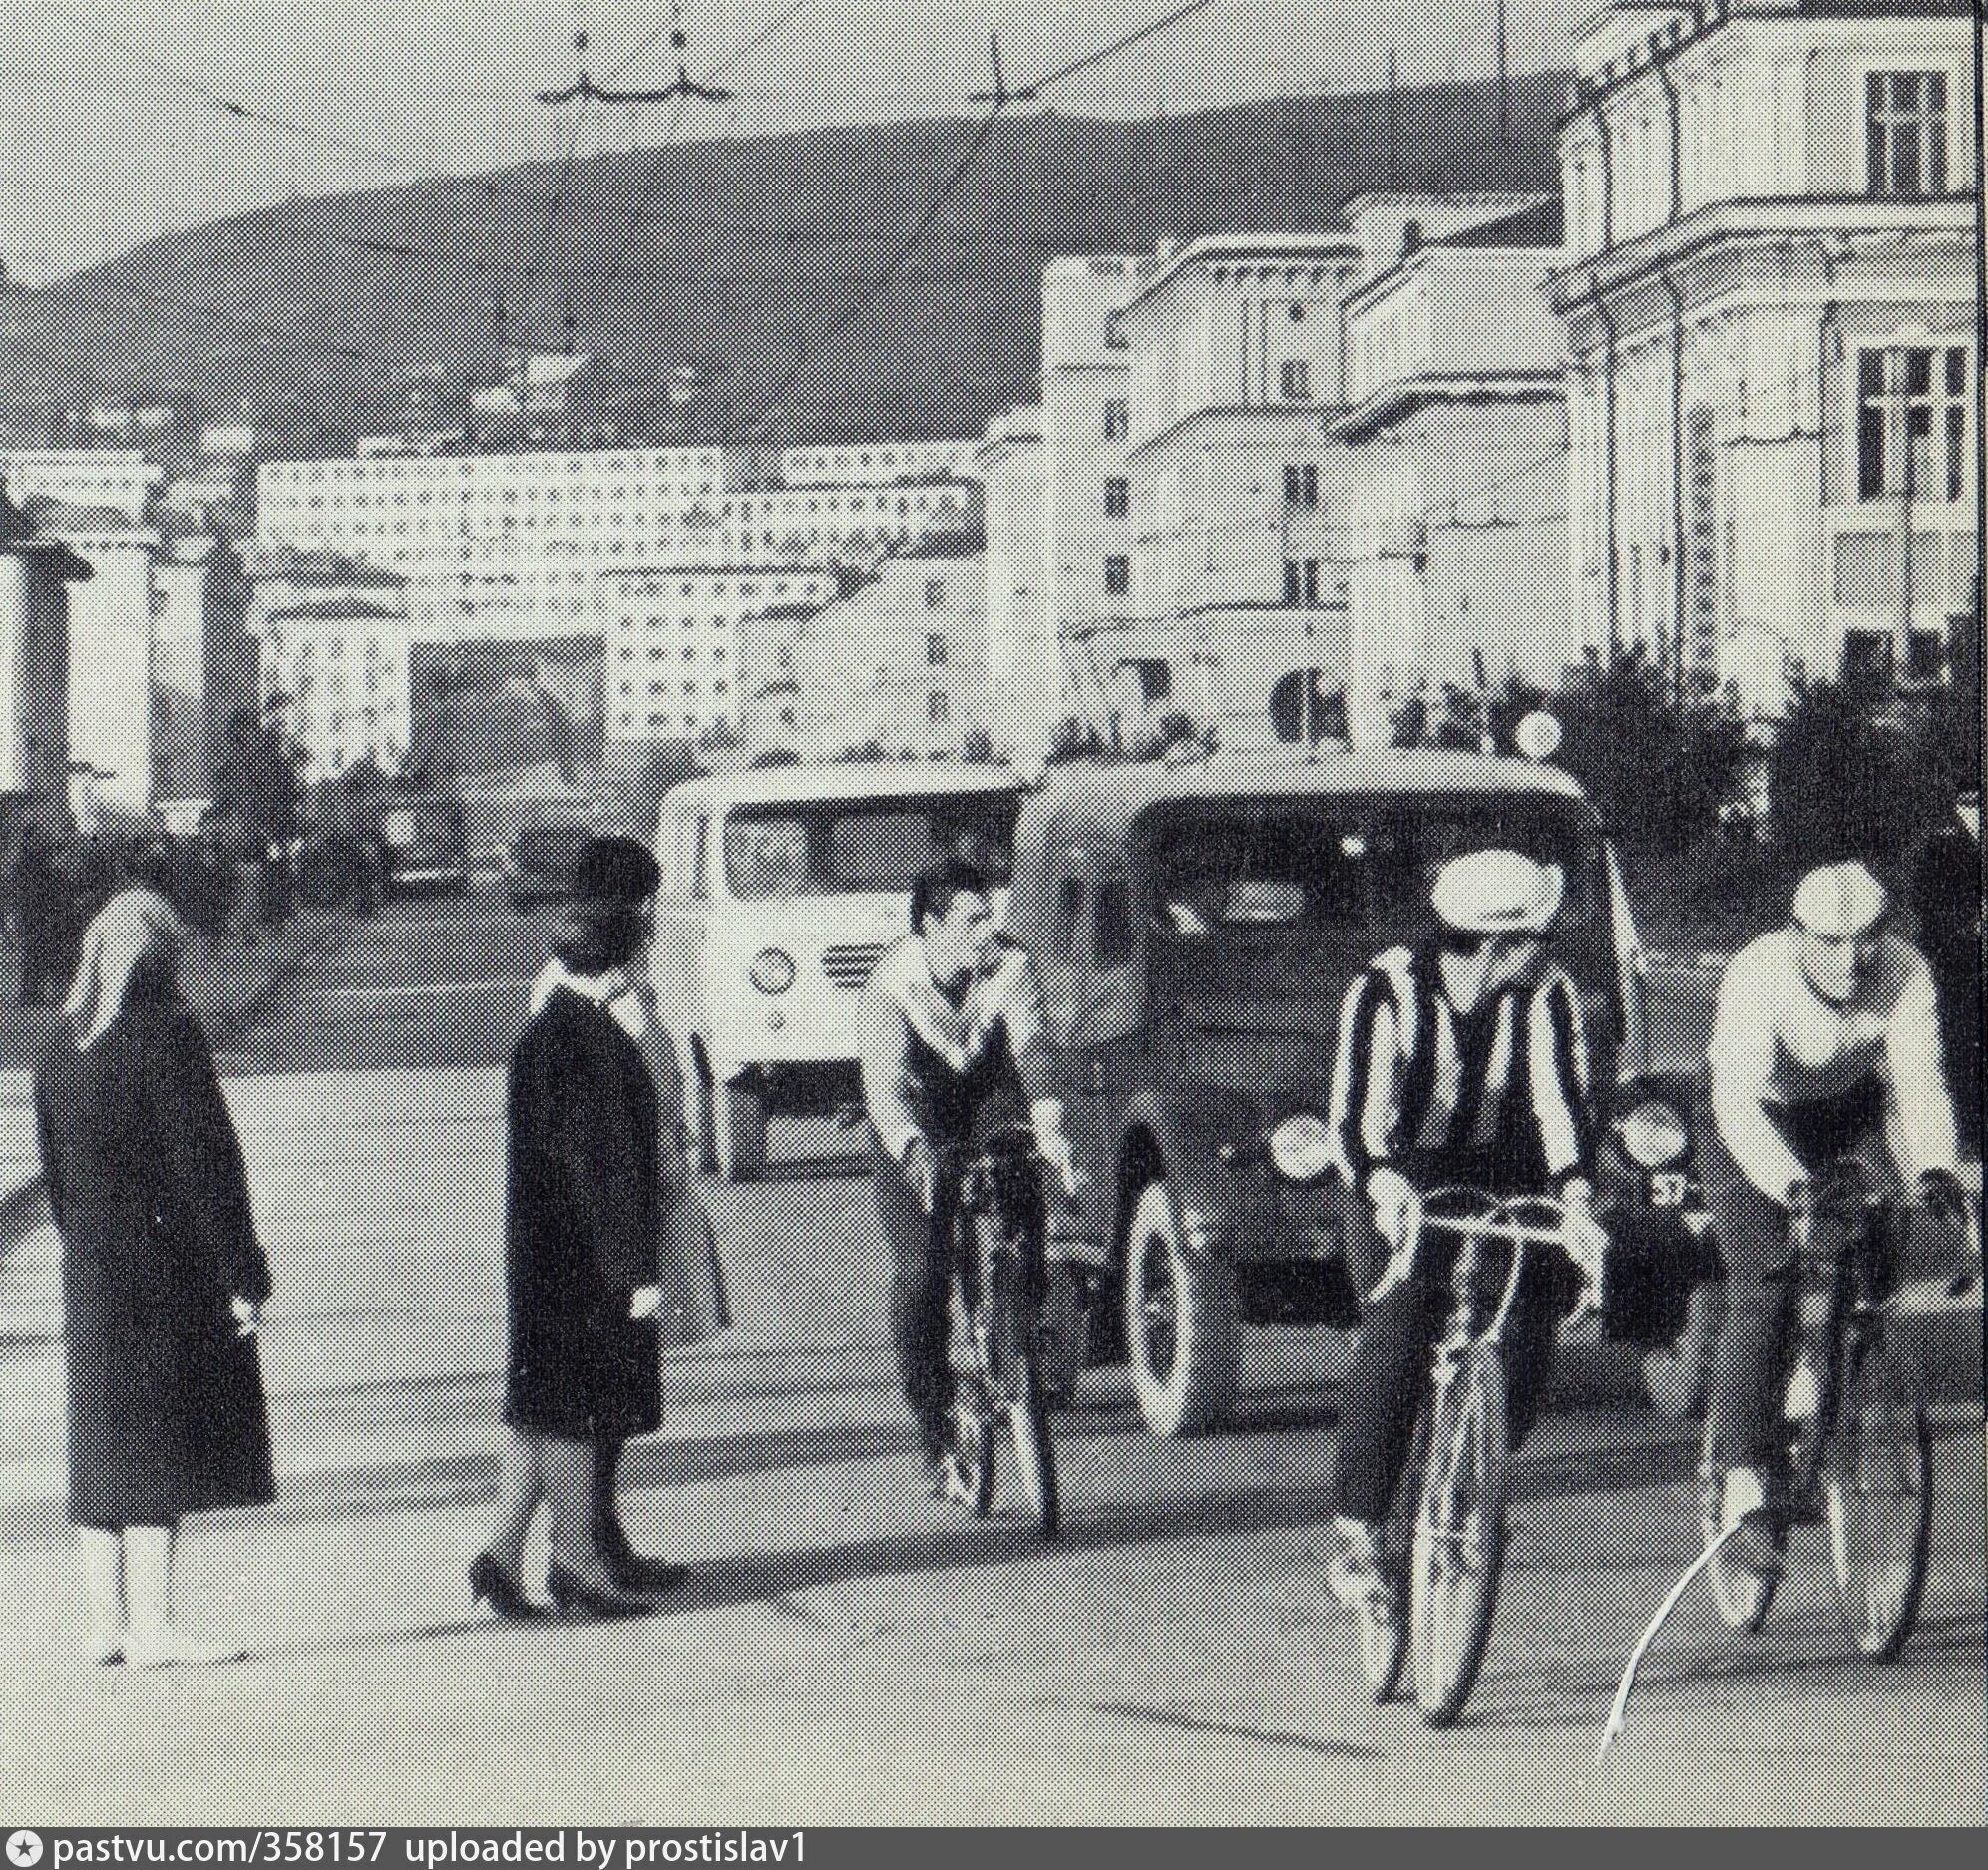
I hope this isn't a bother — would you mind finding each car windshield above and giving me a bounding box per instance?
[722,795,1019,899]
[1142,797,1618,1010]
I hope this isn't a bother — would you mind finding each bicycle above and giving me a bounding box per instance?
[936,1124,1061,1540]
[1699,1163,1966,1659]
[1352,1185,1604,1726]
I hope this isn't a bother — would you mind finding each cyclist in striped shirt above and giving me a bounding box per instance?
[1325,848,1601,1609]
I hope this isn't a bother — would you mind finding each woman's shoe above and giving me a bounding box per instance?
[124,1625,247,1669]
[470,1552,552,1623]
[546,1564,659,1620]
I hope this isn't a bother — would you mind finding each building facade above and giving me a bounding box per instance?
[1337,195,1576,742]
[787,556,991,760]
[598,565,843,747]
[1,450,162,525]
[1552,0,1978,721]
[1113,235,1368,749]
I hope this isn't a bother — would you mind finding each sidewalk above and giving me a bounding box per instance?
[0,906,353,1215]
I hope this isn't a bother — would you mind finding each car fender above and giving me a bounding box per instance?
[1110,1085,1274,1263]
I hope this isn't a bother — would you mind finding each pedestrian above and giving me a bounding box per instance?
[32,888,273,1668]
[5,821,65,1007]
[470,835,708,1621]
[1910,789,1981,1155]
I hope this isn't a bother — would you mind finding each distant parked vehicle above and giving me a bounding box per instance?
[502,821,593,912]
[650,764,1024,1181]
[380,796,469,899]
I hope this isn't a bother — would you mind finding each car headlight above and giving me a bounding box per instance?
[1268,1113,1336,1183]
[1616,1098,1688,1169]
[748,948,796,995]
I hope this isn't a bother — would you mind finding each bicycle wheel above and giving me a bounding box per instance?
[1358,1404,1429,1704]
[1823,1330,1931,1660]
[986,1218,1060,1539]
[1409,1346,1508,1727]
[1701,1416,1779,1633]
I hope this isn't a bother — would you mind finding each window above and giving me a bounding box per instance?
[1103,399,1129,442]
[1284,464,1320,511]
[1867,73,1947,197]
[1280,359,1311,402]
[1857,346,1969,501]
[924,577,945,607]
[1104,555,1131,597]
[1284,560,1322,606]
[1103,315,1128,350]
[927,633,948,667]
[1103,477,1130,518]
[928,691,950,726]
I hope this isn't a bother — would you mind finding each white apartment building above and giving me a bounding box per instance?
[597,565,842,746]
[692,479,982,567]
[256,448,730,576]
[1337,195,1576,742]
[1115,235,1367,749]
[776,442,977,485]
[257,598,414,783]
[975,406,1078,758]
[1038,256,1146,743]
[788,556,991,760]
[1,450,162,524]
[1552,0,1978,719]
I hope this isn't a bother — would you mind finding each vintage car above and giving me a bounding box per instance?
[650,764,1025,1180]
[1004,746,1708,1436]
[378,795,470,899]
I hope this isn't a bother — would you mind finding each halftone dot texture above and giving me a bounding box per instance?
[2,14,1981,1820]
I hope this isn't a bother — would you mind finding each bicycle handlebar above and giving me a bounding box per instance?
[1372,1185,1607,1325]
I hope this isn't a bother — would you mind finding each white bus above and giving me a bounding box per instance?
[651,764,1024,1179]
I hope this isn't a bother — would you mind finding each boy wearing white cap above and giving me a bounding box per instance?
[1325,847,1600,1608]
[1703,859,1967,1572]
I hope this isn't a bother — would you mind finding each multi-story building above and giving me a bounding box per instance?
[1551,0,1978,720]
[1113,234,1367,749]
[975,405,1077,758]
[45,511,161,814]
[597,564,843,746]
[1,450,162,525]
[788,555,991,759]
[256,447,730,577]
[1038,256,1145,738]
[692,479,982,567]
[775,442,977,485]
[1337,195,1575,740]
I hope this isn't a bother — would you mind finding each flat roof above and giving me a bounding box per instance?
[661,764,1023,809]
[1023,750,1589,845]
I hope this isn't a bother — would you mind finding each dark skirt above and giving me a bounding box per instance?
[505,1310,661,1441]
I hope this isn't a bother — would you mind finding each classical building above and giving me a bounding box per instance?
[1114,234,1367,749]
[1551,0,1978,721]
[1337,194,1576,741]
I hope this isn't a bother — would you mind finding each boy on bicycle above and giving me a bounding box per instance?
[1703,860,1968,1573]
[860,862,1081,1496]
[1325,848,1603,1610]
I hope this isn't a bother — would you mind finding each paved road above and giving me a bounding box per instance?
[0,895,1979,1825]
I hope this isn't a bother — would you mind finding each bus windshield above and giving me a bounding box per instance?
[722,795,1019,899]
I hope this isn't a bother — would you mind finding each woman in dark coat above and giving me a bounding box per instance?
[471,838,673,1621]
[33,888,272,1668]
